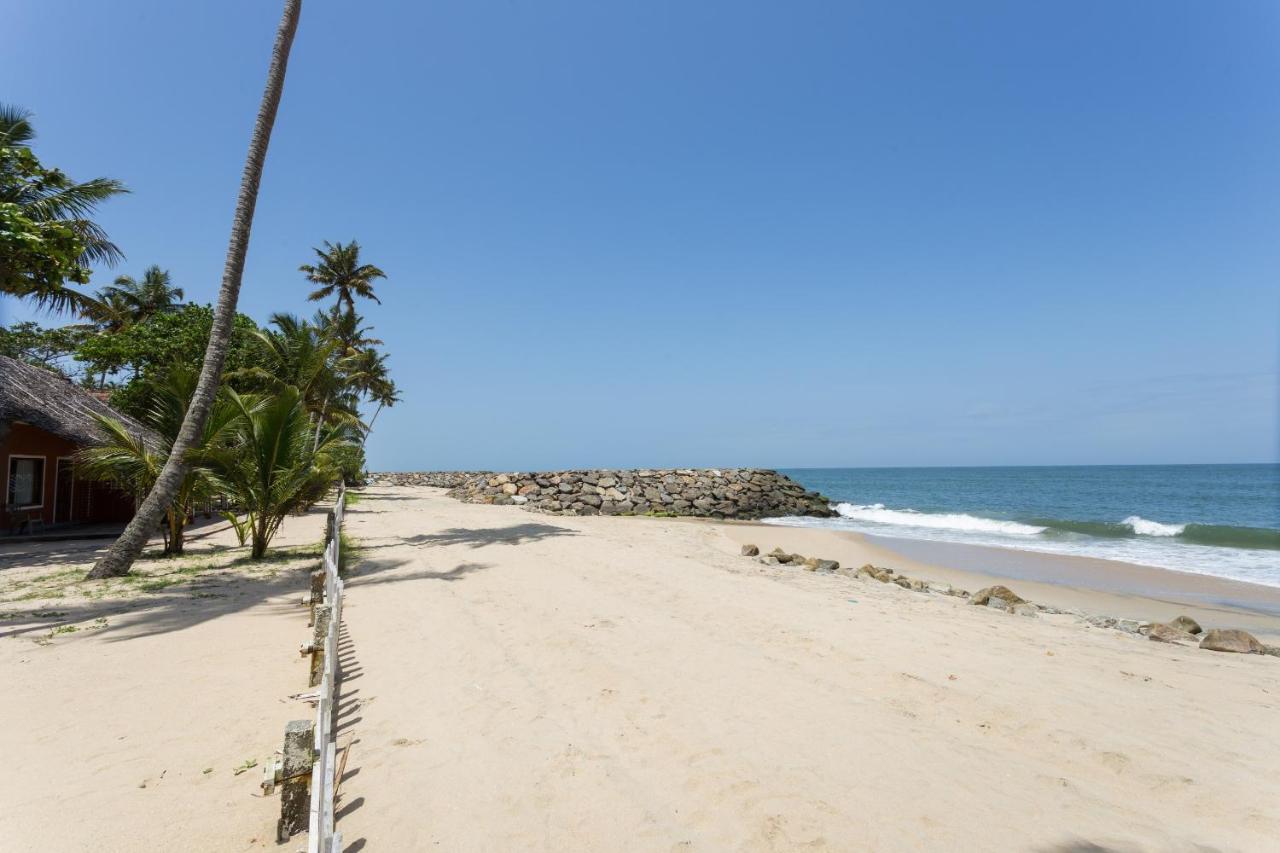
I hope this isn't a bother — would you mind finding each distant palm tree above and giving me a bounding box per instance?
[96,265,185,326]
[1,103,129,313]
[312,306,383,358]
[90,0,303,579]
[299,240,387,320]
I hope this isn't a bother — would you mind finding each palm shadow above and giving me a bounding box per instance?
[404,523,576,549]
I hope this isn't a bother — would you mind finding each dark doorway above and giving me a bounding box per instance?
[54,458,74,524]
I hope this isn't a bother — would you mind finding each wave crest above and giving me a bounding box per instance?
[1122,516,1186,537]
[833,503,1045,536]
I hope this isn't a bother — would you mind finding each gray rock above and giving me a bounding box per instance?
[1009,603,1038,617]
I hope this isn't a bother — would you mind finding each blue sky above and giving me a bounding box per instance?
[4,0,1277,469]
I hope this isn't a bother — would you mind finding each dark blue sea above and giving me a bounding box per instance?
[774,465,1280,586]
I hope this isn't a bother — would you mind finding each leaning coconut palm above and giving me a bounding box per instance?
[299,240,387,325]
[90,0,302,578]
[203,386,342,558]
[76,365,243,555]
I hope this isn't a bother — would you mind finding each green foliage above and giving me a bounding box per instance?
[87,265,185,330]
[76,364,243,555]
[0,320,87,376]
[202,387,350,559]
[0,104,128,313]
[299,239,387,319]
[74,304,261,417]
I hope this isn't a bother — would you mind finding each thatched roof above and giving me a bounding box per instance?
[0,355,162,450]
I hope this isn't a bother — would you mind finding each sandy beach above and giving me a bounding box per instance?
[2,483,1277,851]
[0,511,328,853]
[332,485,1280,851]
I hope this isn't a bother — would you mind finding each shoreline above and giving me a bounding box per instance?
[715,520,1280,641]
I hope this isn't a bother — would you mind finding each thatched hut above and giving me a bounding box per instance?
[0,355,160,532]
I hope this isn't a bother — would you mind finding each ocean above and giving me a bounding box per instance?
[772,465,1280,587]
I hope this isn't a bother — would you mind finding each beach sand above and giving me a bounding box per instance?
[0,510,327,853]
[4,484,1278,851]
[331,484,1280,852]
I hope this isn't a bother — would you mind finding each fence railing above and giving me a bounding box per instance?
[308,484,345,853]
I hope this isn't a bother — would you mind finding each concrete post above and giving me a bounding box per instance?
[276,719,315,842]
[308,567,325,626]
[308,603,331,687]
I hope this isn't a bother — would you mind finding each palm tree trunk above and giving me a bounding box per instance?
[89,0,303,579]
[360,402,384,448]
[312,395,329,452]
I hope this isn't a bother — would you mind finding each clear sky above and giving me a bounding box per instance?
[4,0,1277,470]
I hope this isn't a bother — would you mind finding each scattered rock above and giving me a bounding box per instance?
[1086,615,1117,630]
[802,558,839,572]
[741,544,760,557]
[1199,629,1265,655]
[927,582,953,595]
[969,585,1025,607]
[1147,623,1198,644]
[1169,615,1202,635]
[769,548,794,564]
[1009,603,1038,617]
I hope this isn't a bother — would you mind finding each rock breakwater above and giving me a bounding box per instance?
[377,468,833,519]
[368,471,487,489]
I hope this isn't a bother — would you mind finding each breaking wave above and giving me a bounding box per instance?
[831,504,1280,551]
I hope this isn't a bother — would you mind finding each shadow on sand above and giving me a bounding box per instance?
[403,523,576,550]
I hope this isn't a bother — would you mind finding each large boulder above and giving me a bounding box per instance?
[1199,629,1265,655]
[968,585,1025,607]
[1169,615,1202,635]
[741,544,760,557]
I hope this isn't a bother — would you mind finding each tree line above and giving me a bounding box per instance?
[1,2,388,567]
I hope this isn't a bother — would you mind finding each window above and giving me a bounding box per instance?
[7,456,45,509]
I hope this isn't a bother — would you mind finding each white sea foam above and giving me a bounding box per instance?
[766,508,1280,587]
[1122,515,1186,537]
[833,503,1046,536]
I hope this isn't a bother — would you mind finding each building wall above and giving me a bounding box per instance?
[1,422,136,528]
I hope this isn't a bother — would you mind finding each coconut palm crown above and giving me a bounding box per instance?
[299,240,387,317]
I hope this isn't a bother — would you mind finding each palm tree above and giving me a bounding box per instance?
[1,103,129,313]
[204,386,341,558]
[97,265,185,325]
[299,240,387,325]
[89,0,303,579]
[76,365,243,555]
[312,306,383,358]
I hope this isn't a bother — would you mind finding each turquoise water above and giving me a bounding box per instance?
[774,465,1280,587]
